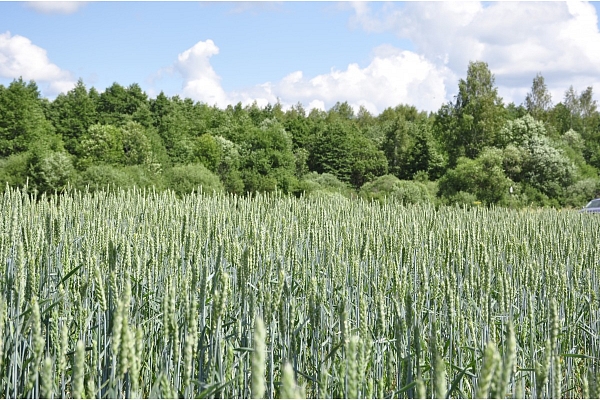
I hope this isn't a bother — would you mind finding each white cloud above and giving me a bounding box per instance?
[307,99,326,112]
[0,31,76,96]
[173,39,229,107]
[350,1,600,106]
[162,39,452,113]
[269,46,452,113]
[25,2,86,15]
[170,2,600,114]
[164,1,600,114]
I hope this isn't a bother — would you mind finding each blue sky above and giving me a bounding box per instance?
[2,1,600,114]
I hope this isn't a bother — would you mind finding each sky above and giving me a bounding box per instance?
[2,1,600,115]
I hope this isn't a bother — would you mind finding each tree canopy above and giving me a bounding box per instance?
[0,62,598,207]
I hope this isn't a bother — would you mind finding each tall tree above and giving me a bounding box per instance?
[98,83,152,127]
[563,85,580,130]
[49,79,98,154]
[0,78,58,157]
[382,117,413,179]
[309,120,386,188]
[525,73,552,121]
[240,119,296,193]
[579,86,597,119]
[579,86,598,138]
[149,91,171,128]
[435,61,505,166]
[328,101,355,121]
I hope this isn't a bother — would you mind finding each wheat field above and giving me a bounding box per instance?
[0,187,598,398]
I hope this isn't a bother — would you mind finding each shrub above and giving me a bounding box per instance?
[79,164,159,192]
[296,172,354,198]
[0,152,29,192]
[164,163,224,196]
[29,150,76,193]
[359,174,432,204]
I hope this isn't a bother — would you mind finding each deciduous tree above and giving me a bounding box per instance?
[435,61,505,165]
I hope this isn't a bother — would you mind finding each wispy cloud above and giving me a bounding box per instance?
[25,2,87,15]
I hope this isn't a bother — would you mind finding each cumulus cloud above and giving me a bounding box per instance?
[0,31,76,96]
[172,39,228,107]
[167,1,600,114]
[266,45,452,113]
[173,3,600,112]
[350,1,600,105]
[166,39,452,113]
[25,2,86,15]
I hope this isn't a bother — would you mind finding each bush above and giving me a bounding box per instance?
[164,163,224,196]
[0,152,29,192]
[564,178,600,208]
[79,164,160,192]
[29,150,76,193]
[359,174,432,204]
[445,190,479,207]
[296,172,354,198]
[438,149,511,205]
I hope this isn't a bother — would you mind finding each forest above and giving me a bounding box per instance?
[1,60,599,208]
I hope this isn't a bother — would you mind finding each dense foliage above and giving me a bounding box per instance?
[1,188,599,398]
[1,60,599,207]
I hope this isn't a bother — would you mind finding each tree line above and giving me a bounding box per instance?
[0,60,599,207]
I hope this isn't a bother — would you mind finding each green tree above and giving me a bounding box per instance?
[578,86,598,139]
[328,101,355,121]
[521,134,576,199]
[564,178,600,207]
[547,102,573,136]
[525,73,552,121]
[149,91,172,128]
[77,124,124,168]
[49,79,98,154]
[194,133,223,172]
[309,120,387,188]
[563,85,582,131]
[240,119,296,193]
[378,104,426,125]
[350,135,388,187]
[500,115,577,201]
[356,105,375,130]
[157,105,196,165]
[79,164,159,192]
[435,61,505,165]
[97,83,152,127]
[28,150,76,193]
[438,148,511,204]
[213,135,244,194]
[295,171,354,198]
[0,79,57,157]
[0,153,29,191]
[407,123,446,180]
[382,117,444,180]
[122,121,153,166]
[499,114,546,146]
[283,103,314,150]
[382,117,412,178]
